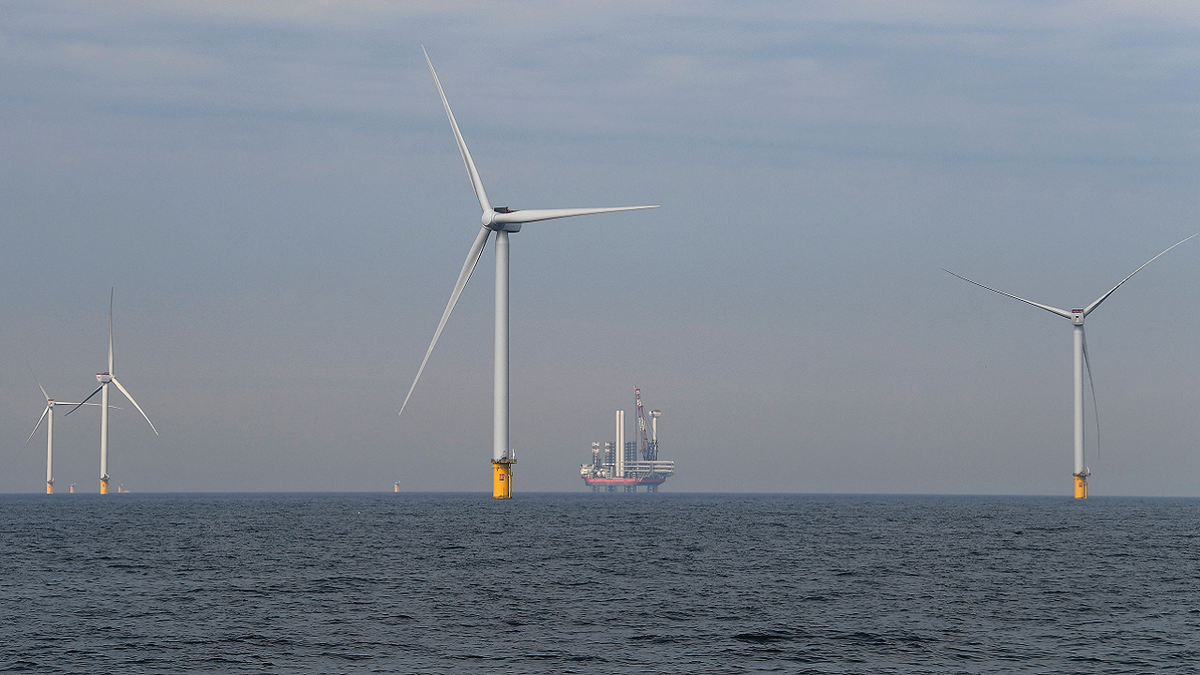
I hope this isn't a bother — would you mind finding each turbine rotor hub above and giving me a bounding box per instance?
[483,208,521,232]
[97,372,112,383]
[1071,309,1084,325]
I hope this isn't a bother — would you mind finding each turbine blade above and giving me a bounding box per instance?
[108,288,114,375]
[64,385,103,417]
[942,269,1073,319]
[111,377,158,436]
[1081,327,1101,461]
[1083,234,1197,316]
[26,362,49,403]
[423,47,492,214]
[492,205,660,225]
[400,226,492,417]
[56,402,120,409]
[25,407,49,446]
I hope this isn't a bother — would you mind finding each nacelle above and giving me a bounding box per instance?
[483,207,522,232]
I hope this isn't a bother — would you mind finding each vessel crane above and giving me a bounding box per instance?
[635,387,652,460]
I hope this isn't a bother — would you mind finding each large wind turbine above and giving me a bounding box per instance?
[67,290,159,494]
[400,49,657,498]
[24,369,111,494]
[945,234,1195,498]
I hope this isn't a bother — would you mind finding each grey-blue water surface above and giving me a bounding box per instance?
[2,493,1199,674]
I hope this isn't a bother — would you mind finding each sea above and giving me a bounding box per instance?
[2,493,1198,674]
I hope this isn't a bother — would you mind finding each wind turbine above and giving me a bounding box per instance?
[24,368,113,494]
[945,234,1195,498]
[399,49,657,498]
[67,290,159,494]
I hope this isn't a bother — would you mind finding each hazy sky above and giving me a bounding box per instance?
[1,1,1198,496]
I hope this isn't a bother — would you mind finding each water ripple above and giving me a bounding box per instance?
[3,493,1200,673]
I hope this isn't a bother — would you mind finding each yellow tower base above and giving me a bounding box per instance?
[1074,474,1088,500]
[100,479,109,495]
[492,460,513,499]
[47,482,53,495]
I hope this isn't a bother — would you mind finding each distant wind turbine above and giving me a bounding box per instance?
[67,290,158,494]
[399,49,658,498]
[24,367,113,494]
[945,234,1196,498]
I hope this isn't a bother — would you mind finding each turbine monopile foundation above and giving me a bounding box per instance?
[398,49,657,498]
[492,458,514,499]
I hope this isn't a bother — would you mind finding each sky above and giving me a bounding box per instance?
[0,1,1197,496]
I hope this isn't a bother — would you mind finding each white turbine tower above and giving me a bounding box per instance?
[67,290,159,494]
[24,369,111,494]
[946,234,1195,498]
[399,49,657,498]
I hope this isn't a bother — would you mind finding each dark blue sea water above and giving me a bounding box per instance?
[2,493,1199,674]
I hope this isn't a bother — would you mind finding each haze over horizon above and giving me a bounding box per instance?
[1,1,1198,496]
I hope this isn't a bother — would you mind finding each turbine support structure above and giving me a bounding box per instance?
[494,231,510,465]
[492,231,513,499]
[1072,317,1087,499]
[45,403,54,494]
[100,373,111,495]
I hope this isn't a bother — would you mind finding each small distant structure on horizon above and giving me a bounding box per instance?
[394,482,400,493]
